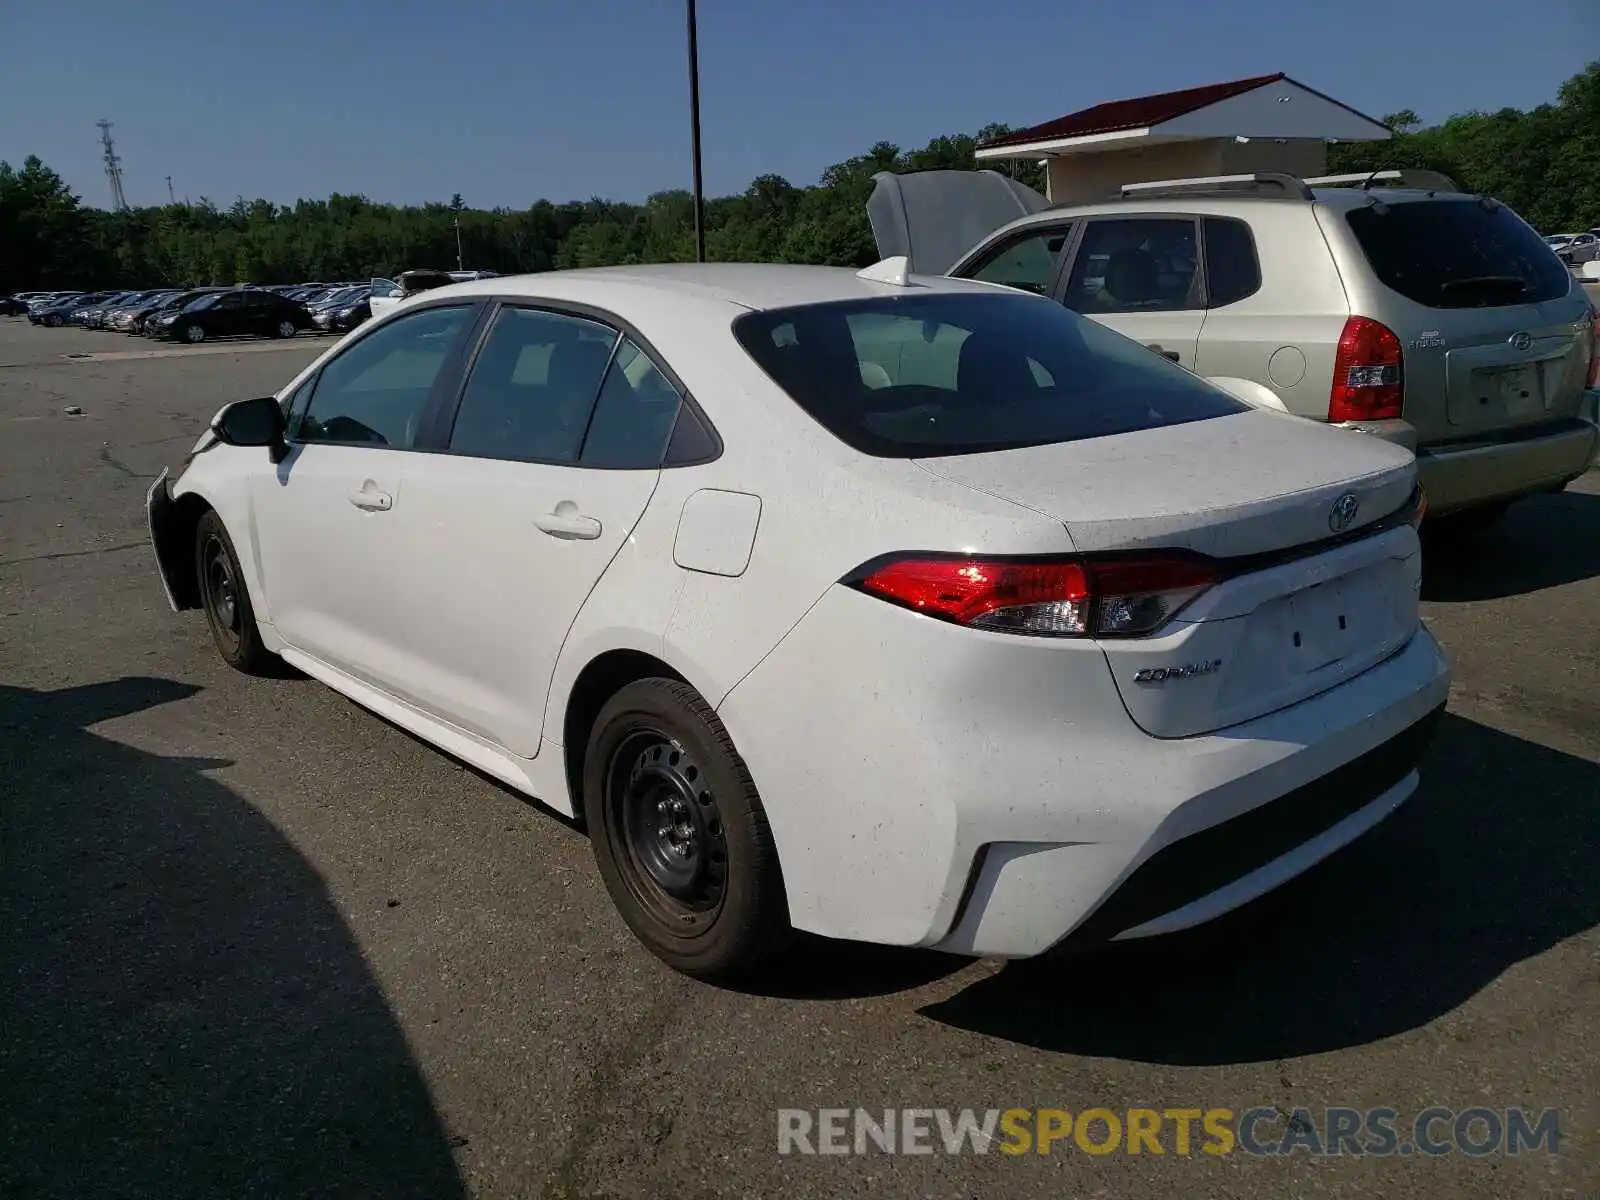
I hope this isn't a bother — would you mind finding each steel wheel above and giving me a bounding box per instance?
[606,729,729,933]
[199,530,241,656]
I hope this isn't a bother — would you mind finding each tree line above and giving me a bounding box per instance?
[2,62,1595,295]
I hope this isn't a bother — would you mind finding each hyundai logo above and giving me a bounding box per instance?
[1508,331,1533,352]
[1329,492,1360,533]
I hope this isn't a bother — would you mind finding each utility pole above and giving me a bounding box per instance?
[686,0,706,263]
[454,214,464,271]
[97,120,129,211]
[166,175,176,205]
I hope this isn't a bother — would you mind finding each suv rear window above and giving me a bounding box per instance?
[1344,199,1572,309]
[731,292,1247,459]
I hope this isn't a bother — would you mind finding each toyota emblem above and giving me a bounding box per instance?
[1329,492,1360,533]
[1509,331,1533,351]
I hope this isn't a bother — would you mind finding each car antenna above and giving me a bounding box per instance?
[857,257,915,287]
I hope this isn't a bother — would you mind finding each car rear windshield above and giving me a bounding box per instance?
[1344,199,1572,309]
[730,292,1247,458]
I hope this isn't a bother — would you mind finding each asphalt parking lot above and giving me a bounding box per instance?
[1,315,1596,1199]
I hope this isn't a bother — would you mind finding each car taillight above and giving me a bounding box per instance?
[1330,316,1404,423]
[850,554,1218,638]
[1587,309,1599,390]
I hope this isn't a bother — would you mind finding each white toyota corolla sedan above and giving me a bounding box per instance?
[147,262,1450,979]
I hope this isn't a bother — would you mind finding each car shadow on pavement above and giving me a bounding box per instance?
[918,711,1600,1064]
[1422,484,1600,601]
[731,935,971,1001]
[0,678,467,1200]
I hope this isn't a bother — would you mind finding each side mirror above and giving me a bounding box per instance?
[211,395,289,461]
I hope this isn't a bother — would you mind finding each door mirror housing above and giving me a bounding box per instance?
[211,395,289,460]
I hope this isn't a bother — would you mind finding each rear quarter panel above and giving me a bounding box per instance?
[1192,205,1350,421]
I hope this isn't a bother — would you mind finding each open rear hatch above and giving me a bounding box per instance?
[866,169,1050,276]
[916,410,1423,738]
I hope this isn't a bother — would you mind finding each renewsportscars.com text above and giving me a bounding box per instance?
[777,1106,1562,1157]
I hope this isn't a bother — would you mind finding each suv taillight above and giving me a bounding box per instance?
[1587,308,1599,390]
[849,554,1218,638]
[1330,316,1404,423]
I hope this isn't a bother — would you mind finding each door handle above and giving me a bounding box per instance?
[534,511,602,540]
[1147,344,1181,362]
[347,489,392,511]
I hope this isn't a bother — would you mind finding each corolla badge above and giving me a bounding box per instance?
[1134,660,1222,684]
[1328,492,1360,533]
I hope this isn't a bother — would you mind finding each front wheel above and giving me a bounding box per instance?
[584,678,790,980]
[182,323,205,343]
[44,313,62,327]
[195,510,275,674]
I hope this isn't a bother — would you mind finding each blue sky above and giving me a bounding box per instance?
[2,0,1595,211]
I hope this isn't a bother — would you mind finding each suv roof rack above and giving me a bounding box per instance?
[1302,169,1460,193]
[1112,172,1314,202]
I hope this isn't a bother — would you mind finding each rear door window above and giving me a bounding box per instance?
[447,306,619,463]
[732,292,1246,459]
[578,338,684,468]
[1202,217,1262,307]
[1063,217,1201,315]
[1343,199,1572,308]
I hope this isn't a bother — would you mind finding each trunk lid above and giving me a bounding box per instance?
[866,169,1050,276]
[916,410,1422,737]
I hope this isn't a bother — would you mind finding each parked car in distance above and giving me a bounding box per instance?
[30,290,114,326]
[0,295,28,316]
[147,289,314,343]
[1548,232,1598,266]
[368,269,459,320]
[146,263,1451,979]
[871,168,1599,530]
[85,290,156,329]
[131,288,228,335]
[311,286,372,334]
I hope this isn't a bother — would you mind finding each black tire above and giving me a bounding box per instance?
[584,678,790,980]
[182,322,205,344]
[44,313,62,328]
[194,509,275,675]
[273,318,296,339]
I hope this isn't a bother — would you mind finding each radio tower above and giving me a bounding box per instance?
[97,120,129,211]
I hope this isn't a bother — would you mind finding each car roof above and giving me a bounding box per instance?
[430,262,1005,313]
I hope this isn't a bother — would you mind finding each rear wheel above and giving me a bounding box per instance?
[584,678,790,980]
[274,318,297,339]
[195,510,275,675]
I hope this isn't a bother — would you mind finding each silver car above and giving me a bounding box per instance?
[871,168,1599,527]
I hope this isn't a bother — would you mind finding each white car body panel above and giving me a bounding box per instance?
[379,455,660,756]
[151,263,1451,958]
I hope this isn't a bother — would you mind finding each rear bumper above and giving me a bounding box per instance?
[1416,418,1599,515]
[720,584,1452,958]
